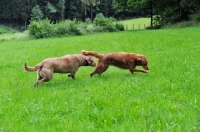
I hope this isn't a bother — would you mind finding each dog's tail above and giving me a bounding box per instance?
[81,50,102,58]
[24,62,41,72]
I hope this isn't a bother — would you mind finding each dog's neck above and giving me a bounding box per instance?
[85,60,89,66]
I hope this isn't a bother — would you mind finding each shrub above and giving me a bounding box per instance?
[69,19,86,35]
[93,13,122,32]
[115,23,124,31]
[95,13,105,19]
[85,18,92,24]
[54,21,69,36]
[93,13,107,26]
[190,10,200,22]
[28,19,87,38]
[28,14,124,39]
[28,19,53,38]
[103,23,117,32]
[86,24,95,33]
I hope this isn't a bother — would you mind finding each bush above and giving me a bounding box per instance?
[115,23,124,31]
[53,21,70,36]
[85,18,92,24]
[28,19,53,38]
[104,23,117,32]
[190,10,200,22]
[86,24,95,33]
[69,19,87,35]
[28,19,86,38]
[93,13,123,32]
[93,13,107,26]
[28,15,124,39]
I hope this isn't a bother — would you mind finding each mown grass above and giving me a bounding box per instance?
[119,18,150,30]
[0,26,200,131]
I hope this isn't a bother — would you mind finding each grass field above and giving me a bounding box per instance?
[119,18,151,30]
[0,26,200,131]
[0,26,27,41]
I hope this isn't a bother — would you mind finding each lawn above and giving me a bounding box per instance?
[0,26,199,131]
[119,18,151,30]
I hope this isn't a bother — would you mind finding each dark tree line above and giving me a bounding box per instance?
[0,0,116,27]
[114,0,200,27]
[0,0,200,28]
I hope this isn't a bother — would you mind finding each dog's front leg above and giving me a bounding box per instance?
[134,69,148,73]
[129,68,148,73]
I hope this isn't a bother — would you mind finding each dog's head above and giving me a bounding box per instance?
[135,55,149,71]
[85,56,96,67]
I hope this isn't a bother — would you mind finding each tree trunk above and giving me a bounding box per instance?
[25,19,27,28]
[84,5,87,21]
[90,4,93,20]
[150,0,153,27]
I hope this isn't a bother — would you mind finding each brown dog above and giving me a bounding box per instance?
[81,50,149,77]
[24,54,96,87]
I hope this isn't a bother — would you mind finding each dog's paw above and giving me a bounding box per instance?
[144,70,149,73]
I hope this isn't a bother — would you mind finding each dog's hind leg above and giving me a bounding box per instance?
[68,69,77,79]
[34,74,53,87]
[34,69,53,87]
[68,73,75,79]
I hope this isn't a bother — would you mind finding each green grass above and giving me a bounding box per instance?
[119,18,151,30]
[0,26,200,131]
[0,25,27,41]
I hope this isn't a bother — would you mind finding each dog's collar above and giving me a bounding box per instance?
[85,60,89,66]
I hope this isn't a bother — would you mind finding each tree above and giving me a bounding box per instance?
[67,0,83,20]
[30,5,44,21]
[56,0,65,20]
[99,0,115,17]
[81,0,100,20]
[18,0,37,27]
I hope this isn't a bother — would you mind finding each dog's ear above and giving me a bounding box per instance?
[85,56,96,66]
[135,57,142,65]
[85,56,92,64]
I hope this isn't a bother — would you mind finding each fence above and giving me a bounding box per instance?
[124,23,151,30]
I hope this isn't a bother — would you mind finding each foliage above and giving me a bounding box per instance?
[93,13,113,26]
[114,0,200,26]
[85,18,92,24]
[28,19,52,38]
[0,26,7,34]
[1,0,200,28]
[190,9,200,22]
[28,15,124,38]
[81,0,101,20]
[115,23,124,31]
[93,13,124,32]
[28,19,86,38]
[0,27,200,131]
[30,5,44,21]
[44,0,65,22]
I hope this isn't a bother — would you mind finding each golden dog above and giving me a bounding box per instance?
[81,50,149,77]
